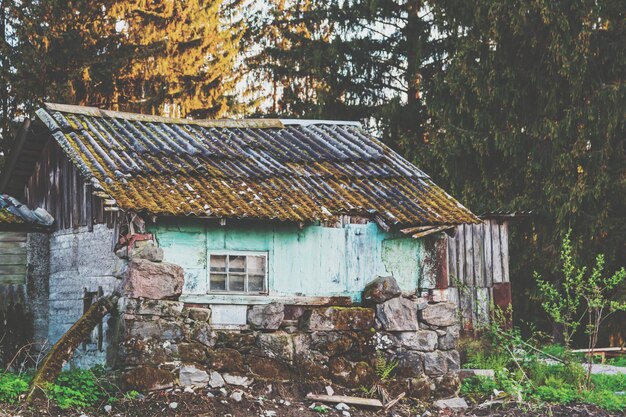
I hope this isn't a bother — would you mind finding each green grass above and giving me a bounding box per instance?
[607,356,626,367]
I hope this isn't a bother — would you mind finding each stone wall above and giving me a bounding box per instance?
[114,259,461,399]
[48,224,122,368]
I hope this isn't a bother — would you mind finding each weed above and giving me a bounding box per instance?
[0,373,30,403]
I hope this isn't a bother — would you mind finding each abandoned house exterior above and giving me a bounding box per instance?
[0,103,511,396]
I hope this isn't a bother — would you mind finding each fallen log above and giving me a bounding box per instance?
[306,393,383,407]
[26,294,119,402]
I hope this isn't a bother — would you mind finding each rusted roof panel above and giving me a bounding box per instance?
[35,103,478,227]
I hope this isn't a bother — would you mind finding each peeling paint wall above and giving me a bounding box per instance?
[152,219,435,301]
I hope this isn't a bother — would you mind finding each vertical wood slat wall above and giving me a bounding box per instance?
[447,219,510,330]
[23,141,114,230]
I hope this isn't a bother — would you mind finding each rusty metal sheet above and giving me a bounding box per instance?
[34,104,479,227]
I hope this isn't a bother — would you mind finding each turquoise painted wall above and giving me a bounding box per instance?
[150,219,428,301]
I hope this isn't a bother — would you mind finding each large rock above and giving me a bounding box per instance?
[247,303,284,330]
[394,350,424,377]
[258,332,294,362]
[433,397,468,411]
[300,307,375,331]
[438,325,459,350]
[129,243,164,262]
[207,348,245,373]
[328,357,375,388]
[179,364,210,387]
[395,330,438,351]
[434,373,460,398]
[120,366,174,391]
[419,302,457,327]
[376,297,419,331]
[121,298,184,317]
[363,276,401,304]
[310,332,355,357]
[122,259,184,300]
[424,351,448,376]
[248,356,292,380]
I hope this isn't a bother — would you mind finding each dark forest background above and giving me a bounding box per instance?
[1,0,624,344]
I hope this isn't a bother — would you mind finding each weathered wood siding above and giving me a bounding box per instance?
[22,140,113,230]
[151,218,444,303]
[447,219,511,330]
[0,232,27,284]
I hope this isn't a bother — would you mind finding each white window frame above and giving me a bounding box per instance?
[207,250,269,295]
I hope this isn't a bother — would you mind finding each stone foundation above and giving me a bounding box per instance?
[114,269,460,398]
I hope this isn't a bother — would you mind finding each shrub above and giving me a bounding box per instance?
[46,366,112,410]
[463,351,510,372]
[0,373,30,403]
[460,376,499,398]
[532,376,578,404]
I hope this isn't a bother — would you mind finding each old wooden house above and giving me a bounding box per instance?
[0,103,492,371]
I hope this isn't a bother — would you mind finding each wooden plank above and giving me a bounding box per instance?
[85,183,93,231]
[459,284,473,330]
[306,393,383,408]
[72,165,80,228]
[0,241,27,254]
[456,225,465,285]
[464,223,474,286]
[0,232,28,242]
[0,254,27,265]
[473,224,484,287]
[500,223,510,282]
[483,220,494,287]
[0,275,26,285]
[447,234,457,287]
[491,221,503,283]
[476,287,490,327]
[0,264,27,275]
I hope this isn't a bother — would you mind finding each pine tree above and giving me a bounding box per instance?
[246,0,438,151]
[424,0,626,335]
[108,0,243,118]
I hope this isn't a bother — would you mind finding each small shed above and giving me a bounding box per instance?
[0,103,481,368]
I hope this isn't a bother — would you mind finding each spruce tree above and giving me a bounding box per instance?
[109,0,243,118]
[424,0,626,336]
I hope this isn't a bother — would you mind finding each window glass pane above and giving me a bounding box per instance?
[210,255,227,272]
[230,273,245,292]
[248,274,265,292]
[229,255,246,273]
[248,255,266,275]
[209,273,226,291]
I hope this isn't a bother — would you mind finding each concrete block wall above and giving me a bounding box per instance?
[48,224,122,368]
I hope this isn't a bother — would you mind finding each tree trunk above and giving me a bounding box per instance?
[26,295,119,402]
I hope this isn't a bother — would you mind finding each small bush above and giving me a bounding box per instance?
[0,373,30,403]
[607,356,626,367]
[532,376,578,404]
[460,376,499,397]
[46,366,112,410]
[580,389,626,412]
[590,373,626,392]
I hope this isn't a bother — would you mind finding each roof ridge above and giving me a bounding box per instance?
[44,103,362,129]
[44,103,285,129]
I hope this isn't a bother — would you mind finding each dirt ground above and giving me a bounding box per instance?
[0,382,623,417]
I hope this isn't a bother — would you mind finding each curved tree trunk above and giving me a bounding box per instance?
[26,294,118,402]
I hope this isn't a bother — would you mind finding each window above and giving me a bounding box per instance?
[208,252,268,294]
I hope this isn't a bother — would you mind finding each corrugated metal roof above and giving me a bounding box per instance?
[0,194,54,226]
[35,103,478,227]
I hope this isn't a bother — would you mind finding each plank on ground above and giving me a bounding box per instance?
[306,393,383,408]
